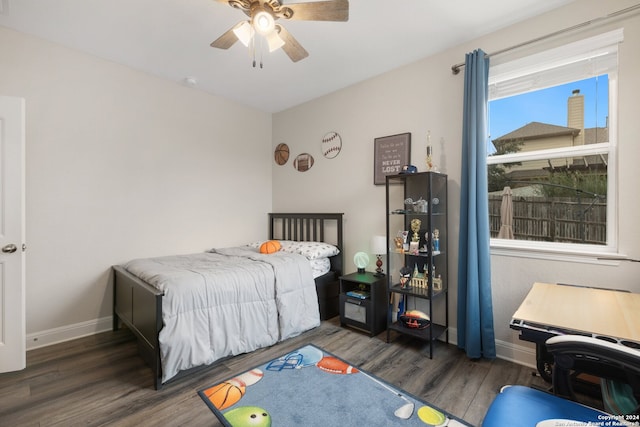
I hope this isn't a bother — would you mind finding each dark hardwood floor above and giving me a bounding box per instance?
[0,317,548,426]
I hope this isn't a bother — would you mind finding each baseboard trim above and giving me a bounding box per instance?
[27,319,539,371]
[446,326,537,369]
[495,338,537,370]
[26,316,113,351]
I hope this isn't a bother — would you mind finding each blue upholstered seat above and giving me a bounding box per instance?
[482,385,628,427]
[483,335,640,427]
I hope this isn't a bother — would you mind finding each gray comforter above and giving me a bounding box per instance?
[124,246,320,383]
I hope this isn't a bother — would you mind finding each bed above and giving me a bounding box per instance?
[112,213,343,389]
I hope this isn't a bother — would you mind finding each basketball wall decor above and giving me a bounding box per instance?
[274,143,290,165]
[322,131,342,159]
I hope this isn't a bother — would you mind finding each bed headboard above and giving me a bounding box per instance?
[268,213,344,277]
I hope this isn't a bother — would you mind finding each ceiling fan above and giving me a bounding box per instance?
[211,0,349,64]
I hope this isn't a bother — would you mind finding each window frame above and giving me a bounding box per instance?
[487,32,621,261]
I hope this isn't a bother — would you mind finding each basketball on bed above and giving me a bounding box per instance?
[259,240,281,254]
[203,381,246,410]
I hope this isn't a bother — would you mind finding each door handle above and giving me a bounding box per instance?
[2,244,17,253]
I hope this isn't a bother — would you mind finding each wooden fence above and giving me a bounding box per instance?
[489,195,607,244]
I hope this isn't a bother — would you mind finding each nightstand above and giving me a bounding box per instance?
[339,272,387,336]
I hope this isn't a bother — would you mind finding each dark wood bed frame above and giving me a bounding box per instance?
[112,213,343,389]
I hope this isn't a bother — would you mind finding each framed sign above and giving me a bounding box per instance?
[373,133,411,185]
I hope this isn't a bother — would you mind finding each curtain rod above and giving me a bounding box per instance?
[450,3,640,75]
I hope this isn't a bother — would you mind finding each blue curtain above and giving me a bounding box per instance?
[457,49,496,359]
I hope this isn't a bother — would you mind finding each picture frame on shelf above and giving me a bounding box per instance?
[373,132,411,185]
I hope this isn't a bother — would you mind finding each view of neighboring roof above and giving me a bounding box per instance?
[492,121,579,143]
[584,127,609,144]
[492,121,609,146]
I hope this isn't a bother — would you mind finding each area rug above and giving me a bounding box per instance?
[198,344,472,426]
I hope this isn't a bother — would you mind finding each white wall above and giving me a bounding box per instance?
[272,0,640,366]
[3,0,639,364]
[0,26,273,345]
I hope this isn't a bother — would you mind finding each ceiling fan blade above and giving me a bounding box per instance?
[210,22,244,49]
[276,25,309,62]
[215,0,249,7]
[276,0,349,22]
[216,0,252,15]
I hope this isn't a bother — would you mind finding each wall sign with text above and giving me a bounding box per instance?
[373,133,411,185]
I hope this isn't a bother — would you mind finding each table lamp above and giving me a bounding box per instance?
[353,252,369,274]
[371,235,387,277]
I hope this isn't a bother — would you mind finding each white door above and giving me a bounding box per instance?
[0,96,26,373]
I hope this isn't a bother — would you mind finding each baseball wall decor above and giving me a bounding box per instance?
[322,131,342,159]
[274,143,290,165]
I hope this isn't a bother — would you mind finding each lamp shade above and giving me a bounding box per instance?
[371,235,387,255]
[232,21,253,47]
[266,30,285,52]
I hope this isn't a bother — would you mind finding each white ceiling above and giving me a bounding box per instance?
[0,0,574,113]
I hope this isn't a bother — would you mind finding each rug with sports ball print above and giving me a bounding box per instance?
[198,344,472,427]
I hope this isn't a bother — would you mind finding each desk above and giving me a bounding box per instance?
[510,282,640,381]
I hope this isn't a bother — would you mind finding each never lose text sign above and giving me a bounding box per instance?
[374,133,411,185]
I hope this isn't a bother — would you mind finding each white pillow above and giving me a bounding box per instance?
[247,240,340,260]
[279,240,340,260]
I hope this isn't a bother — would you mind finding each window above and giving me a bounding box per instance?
[487,29,622,254]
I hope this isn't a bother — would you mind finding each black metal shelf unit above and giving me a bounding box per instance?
[385,171,449,358]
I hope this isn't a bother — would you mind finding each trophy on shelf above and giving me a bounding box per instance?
[410,219,421,242]
[425,130,439,172]
[410,219,421,254]
[426,131,434,171]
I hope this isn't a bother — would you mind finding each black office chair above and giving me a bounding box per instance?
[482,335,640,427]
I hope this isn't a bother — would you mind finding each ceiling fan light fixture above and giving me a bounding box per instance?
[266,30,285,52]
[232,20,253,47]
[212,0,350,64]
[253,10,275,36]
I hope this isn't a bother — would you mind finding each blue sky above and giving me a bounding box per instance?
[488,75,609,153]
